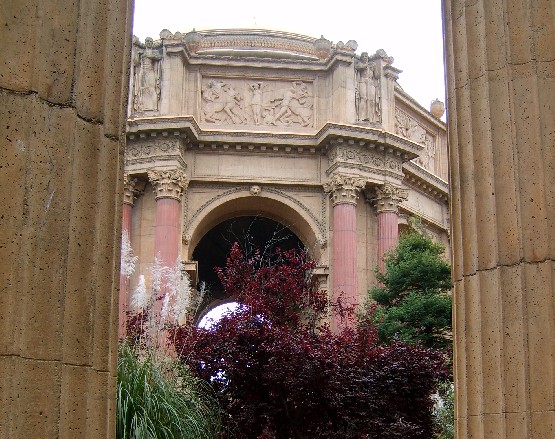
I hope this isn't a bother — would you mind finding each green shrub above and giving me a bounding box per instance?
[117,343,222,439]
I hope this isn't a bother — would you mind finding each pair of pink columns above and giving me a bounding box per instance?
[326,176,407,329]
[118,169,187,338]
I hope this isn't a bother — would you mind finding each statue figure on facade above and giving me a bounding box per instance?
[132,37,162,113]
[355,52,380,123]
[249,82,264,125]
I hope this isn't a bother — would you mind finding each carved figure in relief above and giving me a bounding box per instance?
[132,37,162,112]
[249,82,264,125]
[355,52,380,123]
[202,80,247,124]
[270,81,313,127]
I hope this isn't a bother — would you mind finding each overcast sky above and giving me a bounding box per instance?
[132,0,446,113]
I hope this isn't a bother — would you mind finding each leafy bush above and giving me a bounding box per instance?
[170,243,449,438]
[433,381,454,439]
[117,342,222,439]
[369,231,453,351]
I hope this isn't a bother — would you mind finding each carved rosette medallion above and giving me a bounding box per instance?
[148,169,188,200]
[324,173,367,206]
[373,182,409,214]
[123,173,139,206]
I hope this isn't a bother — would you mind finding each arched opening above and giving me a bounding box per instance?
[192,215,305,314]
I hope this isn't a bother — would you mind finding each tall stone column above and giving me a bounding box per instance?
[444,1,555,437]
[0,0,133,437]
[119,174,138,338]
[373,182,408,272]
[324,174,366,326]
[148,169,188,269]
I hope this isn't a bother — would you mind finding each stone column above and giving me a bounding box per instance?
[0,0,133,437]
[119,173,138,338]
[373,182,408,272]
[444,1,555,437]
[148,169,188,269]
[324,173,366,326]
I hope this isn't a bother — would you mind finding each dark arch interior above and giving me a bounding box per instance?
[192,216,304,300]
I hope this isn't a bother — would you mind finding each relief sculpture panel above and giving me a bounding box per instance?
[394,108,436,172]
[201,78,314,128]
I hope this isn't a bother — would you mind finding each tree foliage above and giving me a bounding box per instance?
[369,231,453,350]
[171,243,449,438]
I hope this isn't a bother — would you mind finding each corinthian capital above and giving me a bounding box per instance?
[324,173,367,206]
[373,182,408,214]
[148,168,188,200]
[123,173,140,206]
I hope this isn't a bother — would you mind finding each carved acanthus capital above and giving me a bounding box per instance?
[324,173,367,206]
[123,173,140,206]
[148,169,188,200]
[373,182,408,214]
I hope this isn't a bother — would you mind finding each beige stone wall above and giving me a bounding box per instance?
[444,0,555,437]
[0,0,132,437]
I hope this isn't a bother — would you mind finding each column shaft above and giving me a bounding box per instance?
[153,197,181,268]
[118,202,133,338]
[444,0,555,437]
[376,210,399,272]
[332,203,358,307]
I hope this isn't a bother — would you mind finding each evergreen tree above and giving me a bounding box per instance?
[369,230,453,351]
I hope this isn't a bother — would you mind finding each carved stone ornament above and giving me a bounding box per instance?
[323,173,367,206]
[373,182,409,214]
[201,78,313,128]
[394,108,437,172]
[131,37,162,113]
[249,185,261,196]
[147,169,188,200]
[123,173,140,206]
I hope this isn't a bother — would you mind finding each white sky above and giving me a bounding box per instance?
[132,0,446,112]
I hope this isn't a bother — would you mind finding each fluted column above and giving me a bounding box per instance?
[148,169,188,269]
[373,182,408,272]
[324,173,366,327]
[444,1,555,437]
[119,173,138,338]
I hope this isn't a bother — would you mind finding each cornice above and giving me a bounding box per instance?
[127,117,422,161]
[402,161,449,203]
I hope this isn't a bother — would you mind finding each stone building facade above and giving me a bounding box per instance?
[121,28,449,328]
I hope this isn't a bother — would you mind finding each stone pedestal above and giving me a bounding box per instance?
[324,174,366,327]
[444,0,555,437]
[373,182,408,272]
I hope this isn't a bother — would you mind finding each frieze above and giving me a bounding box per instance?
[201,78,314,128]
[394,108,436,172]
[125,138,185,166]
[328,146,403,175]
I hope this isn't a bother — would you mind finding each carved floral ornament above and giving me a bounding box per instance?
[147,169,189,200]
[323,173,367,206]
[372,182,409,214]
[123,173,140,206]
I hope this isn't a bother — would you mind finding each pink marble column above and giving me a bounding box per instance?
[148,169,188,329]
[324,173,366,329]
[373,182,408,272]
[119,174,138,338]
[148,169,188,268]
